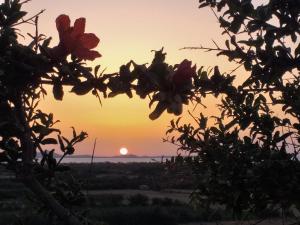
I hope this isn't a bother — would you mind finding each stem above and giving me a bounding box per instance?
[14,94,34,166]
[57,152,67,166]
[86,139,97,196]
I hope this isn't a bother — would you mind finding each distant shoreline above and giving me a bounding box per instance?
[65,155,173,158]
[36,152,173,159]
[36,153,174,163]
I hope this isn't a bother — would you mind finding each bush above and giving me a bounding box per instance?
[88,194,124,207]
[151,197,183,206]
[128,194,149,206]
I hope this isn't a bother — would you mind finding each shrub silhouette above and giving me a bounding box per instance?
[165,0,300,220]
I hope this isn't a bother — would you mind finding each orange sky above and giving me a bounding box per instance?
[20,0,240,156]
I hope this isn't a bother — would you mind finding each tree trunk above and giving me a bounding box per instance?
[14,94,84,225]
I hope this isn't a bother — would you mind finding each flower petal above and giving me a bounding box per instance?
[178,59,192,71]
[73,48,101,61]
[61,33,76,52]
[79,33,100,49]
[73,17,86,36]
[172,59,195,86]
[56,14,70,34]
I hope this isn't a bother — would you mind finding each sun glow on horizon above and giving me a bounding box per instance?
[119,147,128,156]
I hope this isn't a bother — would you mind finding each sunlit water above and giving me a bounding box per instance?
[60,157,170,163]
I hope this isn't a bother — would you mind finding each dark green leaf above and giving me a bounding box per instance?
[41,138,58,145]
[53,83,64,100]
[71,81,93,95]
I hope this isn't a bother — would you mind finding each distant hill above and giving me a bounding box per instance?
[36,152,90,158]
[36,152,170,159]
[112,154,138,158]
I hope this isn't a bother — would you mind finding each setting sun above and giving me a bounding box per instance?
[119,147,128,156]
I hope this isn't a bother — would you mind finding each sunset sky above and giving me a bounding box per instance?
[20,0,241,156]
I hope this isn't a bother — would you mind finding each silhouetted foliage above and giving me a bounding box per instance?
[165,0,300,221]
[2,0,300,224]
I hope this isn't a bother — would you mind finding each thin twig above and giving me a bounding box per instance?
[180,46,225,51]
[210,7,233,39]
[20,0,32,4]
[229,63,244,75]
[34,15,39,53]
[212,39,221,49]
[188,110,200,126]
[13,9,45,27]
[86,138,97,196]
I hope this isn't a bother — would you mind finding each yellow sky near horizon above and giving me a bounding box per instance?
[19,0,241,156]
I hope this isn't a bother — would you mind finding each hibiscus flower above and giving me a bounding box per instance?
[51,14,101,61]
[172,59,196,86]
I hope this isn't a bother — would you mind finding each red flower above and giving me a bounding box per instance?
[51,14,101,61]
[172,59,196,86]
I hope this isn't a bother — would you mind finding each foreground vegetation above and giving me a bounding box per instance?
[0,162,199,225]
[1,162,298,225]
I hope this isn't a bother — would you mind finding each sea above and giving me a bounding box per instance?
[60,156,170,164]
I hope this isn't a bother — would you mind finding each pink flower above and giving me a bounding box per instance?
[172,59,196,86]
[51,14,101,61]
